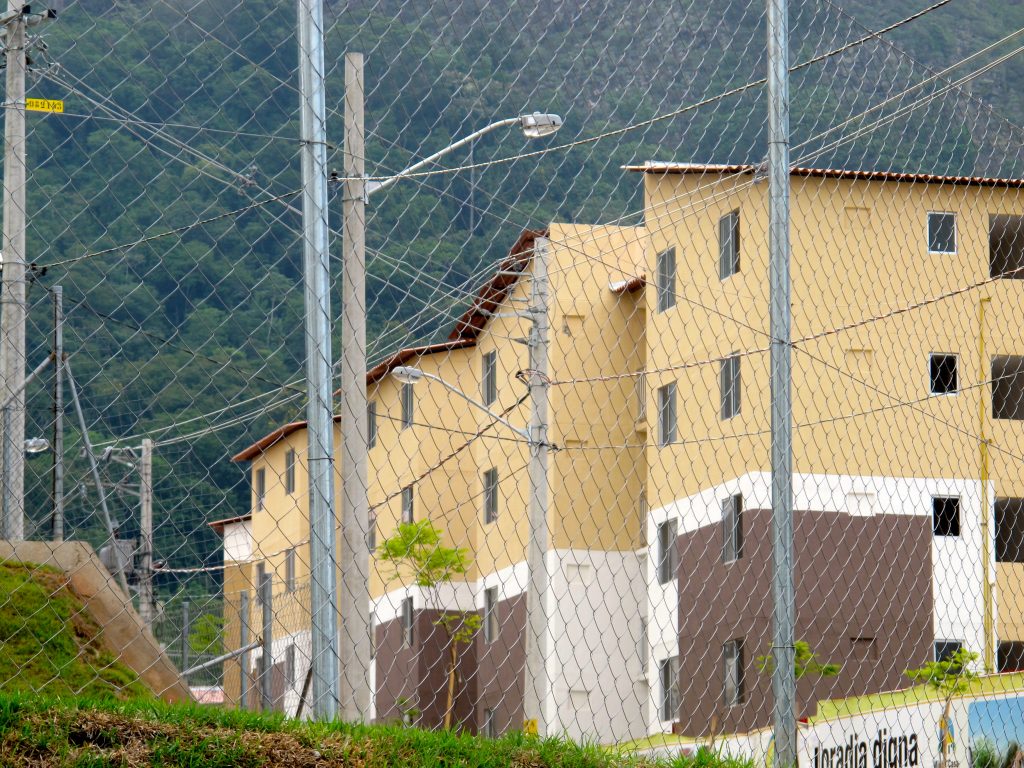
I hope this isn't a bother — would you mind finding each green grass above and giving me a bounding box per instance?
[0,562,148,700]
[0,693,756,768]
[812,672,1024,721]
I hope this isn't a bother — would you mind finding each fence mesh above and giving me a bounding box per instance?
[0,0,1024,763]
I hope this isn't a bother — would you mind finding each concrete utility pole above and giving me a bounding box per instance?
[51,286,64,541]
[767,0,796,766]
[296,0,341,721]
[139,438,154,626]
[1,5,27,541]
[522,236,551,737]
[340,51,371,722]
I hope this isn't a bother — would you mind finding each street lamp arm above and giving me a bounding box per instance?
[392,366,532,442]
[366,117,521,196]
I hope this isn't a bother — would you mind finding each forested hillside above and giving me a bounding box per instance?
[12,0,1024,580]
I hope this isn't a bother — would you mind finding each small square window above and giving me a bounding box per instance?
[930,354,958,395]
[482,351,497,406]
[723,638,745,706]
[933,496,961,537]
[719,210,740,279]
[657,519,678,585]
[656,247,676,313]
[401,486,414,524]
[721,354,741,420]
[284,449,296,495]
[928,212,957,253]
[934,640,963,663]
[483,468,499,524]
[368,401,377,448]
[483,586,499,644]
[401,382,414,429]
[657,382,677,446]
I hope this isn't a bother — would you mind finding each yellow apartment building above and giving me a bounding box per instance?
[215,164,1024,743]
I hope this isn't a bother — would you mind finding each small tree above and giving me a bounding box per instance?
[377,520,481,730]
[905,648,978,768]
[759,640,842,756]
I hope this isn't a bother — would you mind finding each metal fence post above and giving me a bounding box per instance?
[239,591,250,710]
[260,572,273,711]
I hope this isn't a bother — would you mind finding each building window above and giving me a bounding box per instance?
[722,494,743,563]
[483,586,498,644]
[928,212,957,253]
[401,596,414,648]
[657,382,677,446]
[930,354,958,395]
[401,382,414,429]
[285,548,296,593]
[285,644,296,688]
[850,637,878,662]
[483,468,499,524]
[992,356,1024,420]
[720,354,741,420]
[255,562,267,599]
[636,372,647,420]
[284,449,296,495]
[996,498,1024,563]
[934,640,963,662]
[657,519,678,585]
[254,468,266,511]
[368,401,377,448]
[723,638,745,706]
[639,618,648,669]
[482,351,497,406]
[369,613,376,660]
[719,210,740,279]
[932,496,961,537]
[401,485,414,524]
[656,247,676,313]
[659,656,680,721]
[367,513,377,552]
[482,707,496,738]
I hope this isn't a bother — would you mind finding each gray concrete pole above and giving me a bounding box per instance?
[767,0,796,766]
[51,287,64,542]
[260,573,273,711]
[239,591,250,709]
[522,236,551,736]
[139,438,154,626]
[1,8,26,541]
[340,51,370,723]
[296,0,340,721]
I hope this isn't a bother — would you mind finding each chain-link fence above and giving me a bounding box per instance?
[1,0,1024,764]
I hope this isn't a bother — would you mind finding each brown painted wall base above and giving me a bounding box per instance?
[675,509,933,735]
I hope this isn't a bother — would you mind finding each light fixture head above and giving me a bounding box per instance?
[24,437,50,455]
[391,366,425,385]
[519,112,563,139]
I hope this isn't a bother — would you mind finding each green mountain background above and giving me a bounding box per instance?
[10,0,1024,587]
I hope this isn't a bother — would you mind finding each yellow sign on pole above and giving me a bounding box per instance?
[25,98,63,113]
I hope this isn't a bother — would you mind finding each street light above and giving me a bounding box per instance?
[335,52,563,724]
[23,437,49,456]
[364,112,563,195]
[391,366,530,442]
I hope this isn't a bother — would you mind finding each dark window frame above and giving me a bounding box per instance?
[483,586,499,644]
[659,655,680,721]
[285,548,296,593]
[657,382,677,446]
[721,354,741,420]
[401,382,414,429]
[934,639,963,663]
[723,638,745,706]
[719,210,740,279]
[656,247,677,313]
[483,468,499,524]
[657,519,678,585]
[722,494,743,563]
[401,486,414,524]
[284,448,296,495]
[929,353,959,396]
[932,495,961,537]
[402,596,414,648]
[928,212,957,254]
[482,351,498,406]
[255,468,266,511]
